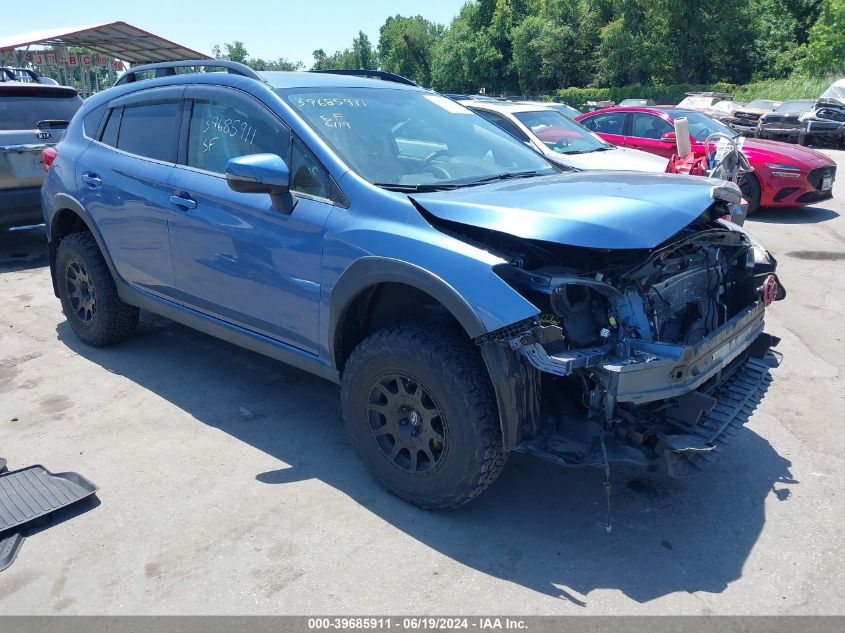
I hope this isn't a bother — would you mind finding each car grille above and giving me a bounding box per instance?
[735,112,760,121]
[797,190,833,204]
[808,165,836,191]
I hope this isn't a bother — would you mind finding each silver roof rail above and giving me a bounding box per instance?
[114,59,264,86]
[310,69,418,87]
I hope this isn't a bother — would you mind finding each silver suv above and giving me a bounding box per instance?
[1,81,81,228]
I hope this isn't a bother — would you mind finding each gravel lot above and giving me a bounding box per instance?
[1,150,843,615]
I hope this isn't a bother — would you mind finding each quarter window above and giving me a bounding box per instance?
[291,137,330,199]
[99,107,121,147]
[82,103,107,138]
[115,101,181,162]
[186,97,290,174]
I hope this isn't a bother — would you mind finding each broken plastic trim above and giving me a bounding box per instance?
[508,302,768,406]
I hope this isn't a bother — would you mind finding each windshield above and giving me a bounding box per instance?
[671,110,738,141]
[745,100,776,109]
[279,87,556,189]
[513,109,609,154]
[677,96,719,109]
[820,80,845,104]
[774,100,814,112]
[544,103,581,118]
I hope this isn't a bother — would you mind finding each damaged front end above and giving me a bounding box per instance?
[476,217,785,478]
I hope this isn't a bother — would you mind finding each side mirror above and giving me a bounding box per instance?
[226,153,297,213]
[660,131,677,143]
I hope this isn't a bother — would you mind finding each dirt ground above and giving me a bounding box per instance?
[1,150,843,614]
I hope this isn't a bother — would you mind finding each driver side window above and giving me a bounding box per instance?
[186,96,290,175]
[631,113,673,140]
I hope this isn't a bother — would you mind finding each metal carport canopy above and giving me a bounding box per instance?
[0,21,210,63]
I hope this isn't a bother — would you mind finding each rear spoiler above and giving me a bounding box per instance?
[0,83,78,98]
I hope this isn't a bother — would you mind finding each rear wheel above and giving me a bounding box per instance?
[739,173,762,215]
[56,232,138,346]
[341,323,506,509]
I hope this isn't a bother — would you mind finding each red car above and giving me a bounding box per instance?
[576,106,837,213]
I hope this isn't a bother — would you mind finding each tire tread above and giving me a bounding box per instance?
[341,322,506,510]
[57,232,138,347]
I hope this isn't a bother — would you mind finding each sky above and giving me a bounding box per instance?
[1,0,466,67]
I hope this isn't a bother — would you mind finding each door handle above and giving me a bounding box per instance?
[170,194,197,210]
[81,172,102,188]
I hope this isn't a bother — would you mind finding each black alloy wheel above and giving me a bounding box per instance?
[365,371,448,475]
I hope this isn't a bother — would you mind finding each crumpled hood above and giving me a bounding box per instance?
[410,172,731,250]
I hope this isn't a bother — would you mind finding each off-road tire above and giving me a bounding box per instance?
[56,232,138,346]
[341,322,507,510]
[739,172,762,215]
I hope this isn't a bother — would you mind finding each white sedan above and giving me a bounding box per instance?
[462,101,669,172]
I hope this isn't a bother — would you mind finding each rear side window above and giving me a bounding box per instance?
[115,101,181,162]
[0,90,82,131]
[186,96,290,174]
[581,112,627,135]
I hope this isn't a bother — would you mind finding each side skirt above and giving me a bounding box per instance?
[116,281,340,384]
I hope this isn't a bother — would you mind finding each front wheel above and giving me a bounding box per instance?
[739,173,762,215]
[56,232,139,346]
[341,323,506,509]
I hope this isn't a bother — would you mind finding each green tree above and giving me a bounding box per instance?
[212,41,249,63]
[352,31,376,68]
[801,0,845,74]
[310,32,376,70]
[378,15,444,86]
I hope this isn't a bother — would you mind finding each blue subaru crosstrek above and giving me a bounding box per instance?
[42,61,785,509]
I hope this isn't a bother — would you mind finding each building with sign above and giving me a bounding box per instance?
[0,22,210,94]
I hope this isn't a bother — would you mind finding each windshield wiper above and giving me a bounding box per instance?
[375,170,548,193]
[460,170,547,185]
[374,183,466,193]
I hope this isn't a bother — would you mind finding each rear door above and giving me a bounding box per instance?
[75,86,184,291]
[0,84,81,193]
[625,112,677,158]
[166,85,337,353]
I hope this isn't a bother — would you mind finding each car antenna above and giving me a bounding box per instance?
[599,429,613,534]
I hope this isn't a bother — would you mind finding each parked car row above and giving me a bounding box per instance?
[16,60,796,510]
[576,105,837,213]
[680,80,845,148]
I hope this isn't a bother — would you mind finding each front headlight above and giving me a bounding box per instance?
[718,219,774,267]
[765,163,802,178]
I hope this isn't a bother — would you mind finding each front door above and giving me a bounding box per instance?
[626,112,680,158]
[166,86,337,354]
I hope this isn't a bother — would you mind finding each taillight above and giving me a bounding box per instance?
[41,146,58,172]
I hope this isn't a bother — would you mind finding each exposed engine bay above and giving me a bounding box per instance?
[419,198,785,479]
